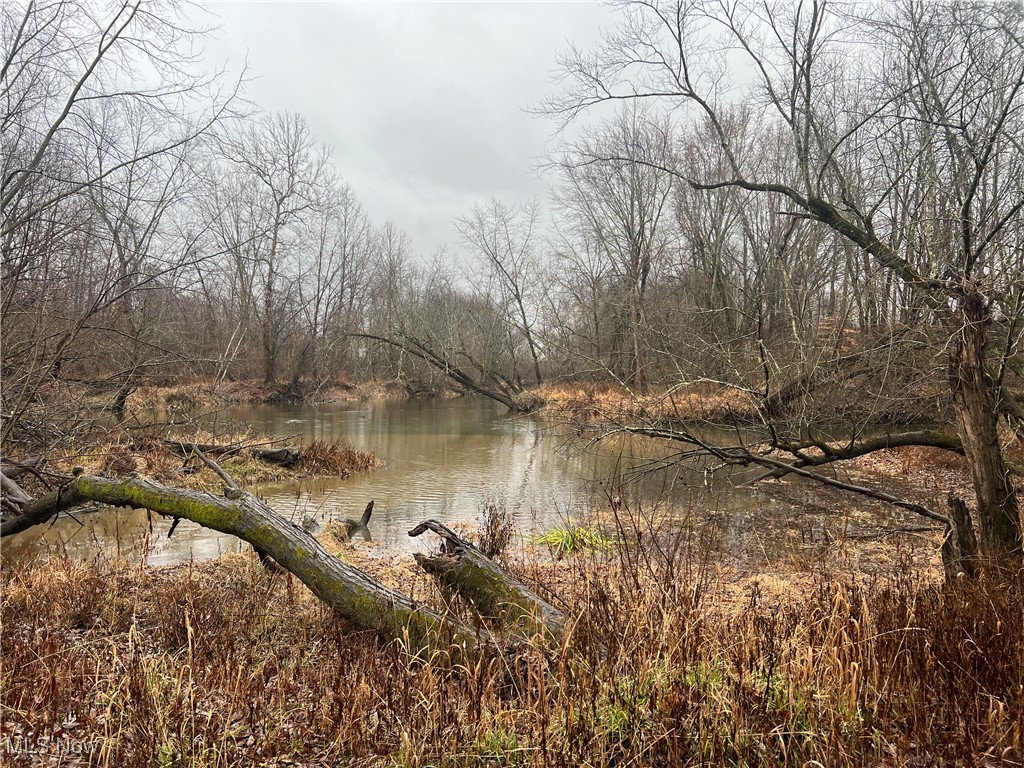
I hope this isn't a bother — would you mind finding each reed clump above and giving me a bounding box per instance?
[2,540,1021,767]
[298,438,383,478]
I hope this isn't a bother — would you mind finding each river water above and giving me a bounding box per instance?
[2,398,918,568]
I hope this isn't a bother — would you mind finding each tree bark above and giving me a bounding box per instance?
[941,494,980,582]
[949,288,1023,561]
[410,519,565,642]
[0,474,484,650]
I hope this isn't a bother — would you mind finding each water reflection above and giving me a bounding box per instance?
[3,397,922,568]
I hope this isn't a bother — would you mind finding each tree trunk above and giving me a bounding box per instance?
[949,288,1023,561]
[263,262,278,385]
[941,494,980,581]
[164,440,301,468]
[1,474,484,650]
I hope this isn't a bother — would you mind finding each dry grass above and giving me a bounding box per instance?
[3,532,1022,767]
[126,378,413,413]
[298,439,383,479]
[536,382,756,424]
[7,431,382,501]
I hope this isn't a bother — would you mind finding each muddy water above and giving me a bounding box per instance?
[2,398,918,568]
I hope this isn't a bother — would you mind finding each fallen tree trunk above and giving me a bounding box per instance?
[348,332,543,413]
[0,470,32,514]
[0,473,483,651]
[164,440,301,468]
[250,447,301,468]
[410,519,565,642]
[0,456,41,480]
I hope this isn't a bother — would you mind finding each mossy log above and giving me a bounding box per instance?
[410,519,565,641]
[0,474,482,651]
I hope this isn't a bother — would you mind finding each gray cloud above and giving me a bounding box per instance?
[201,2,615,257]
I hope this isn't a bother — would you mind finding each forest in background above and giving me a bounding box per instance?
[3,0,1024,561]
[4,3,1024,765]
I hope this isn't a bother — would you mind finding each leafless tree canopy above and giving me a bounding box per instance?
[3,0,1023,561]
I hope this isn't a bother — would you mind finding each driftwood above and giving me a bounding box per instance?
[0,473,486,650]
[251,447,301,468]
[410,519,565,641]
[328,501,374,542]
[164,440,301,468]
[1,456,41,480]
[0,470,32,514]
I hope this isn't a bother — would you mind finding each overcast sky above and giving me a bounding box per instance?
[200,2,617,259]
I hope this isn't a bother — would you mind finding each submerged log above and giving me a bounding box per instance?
[327,500,375,542]
[0,474,482,650]
[410,519,565,641]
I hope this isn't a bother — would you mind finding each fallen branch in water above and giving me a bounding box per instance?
[0,472,487,651]
[0,474,572,654]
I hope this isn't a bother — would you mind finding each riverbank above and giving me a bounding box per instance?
[125,378,421,412]
[2,538,1020,767]
[1,429,382,512]
[535,381,757,422]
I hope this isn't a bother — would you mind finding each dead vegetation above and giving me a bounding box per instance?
[2,431,381,504]
[2,528,1021,767]
[123,378,440,415]
[536,382,758,424]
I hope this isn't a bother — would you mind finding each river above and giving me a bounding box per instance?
[1,397,919,568]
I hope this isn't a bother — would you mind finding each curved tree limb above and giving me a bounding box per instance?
[1,474,484,651]
[760,430,967,480]
[348,332,540,412]
[614,424,951,525]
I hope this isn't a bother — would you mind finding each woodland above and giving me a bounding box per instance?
[2,1,1024,765]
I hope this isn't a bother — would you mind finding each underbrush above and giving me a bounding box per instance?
[3,538,1021,767]
[536,382,756,424]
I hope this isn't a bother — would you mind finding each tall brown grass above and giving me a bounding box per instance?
[2,529,1021,766]
[298,439,383,478]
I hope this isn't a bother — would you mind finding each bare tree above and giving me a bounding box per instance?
[456,198,545,386]
[1,0,234,231]
[213,112,331,385]
[545,0,1024,560]
[294,184,374,383]
[1,0,236,448]
[552,106,677,390]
